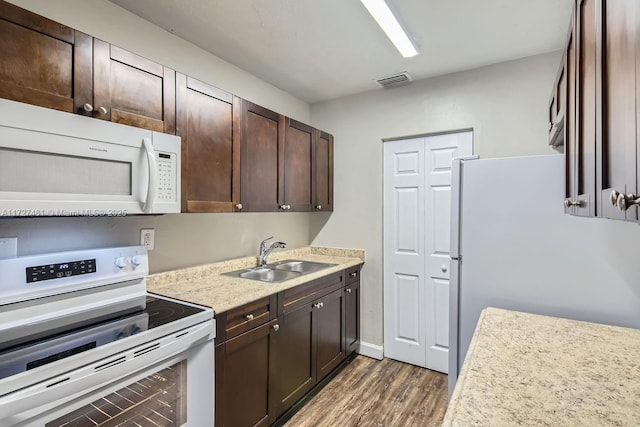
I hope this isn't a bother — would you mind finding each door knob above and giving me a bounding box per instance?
[441,265,448,273]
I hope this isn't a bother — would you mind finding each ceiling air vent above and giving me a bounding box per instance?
[375,72,412,89]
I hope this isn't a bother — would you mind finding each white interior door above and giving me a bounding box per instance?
[383,131,472,372]
[383,138,426,366]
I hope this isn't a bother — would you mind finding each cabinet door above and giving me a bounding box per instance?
[573,0,597,216]
[548,57,566,148]
[314,130,334,212]
[565,14,577,215]
[345,280,360,356]
[215,319,278,427]
[177,74,240,212]
[283,118,314,212]
[240,100,285,211]
[0,1,92,114]
[93,40,176,133]
[316,288,346,380]
[270,303,316,418]
[598,0,639,220]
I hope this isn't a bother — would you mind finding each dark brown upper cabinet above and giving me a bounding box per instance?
[597,0,639,221]
[314,130,334,212]
[240,100,285,212]
[548,56,566,148]
[177,74,240,212]
[571,0,597,217]
[0,2,175,134]
[562,0,640,221]
[92,40,176,134]
[0,1,92,114]
[283,118,314,212]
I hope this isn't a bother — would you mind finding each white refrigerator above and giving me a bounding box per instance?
[448,154,640,397]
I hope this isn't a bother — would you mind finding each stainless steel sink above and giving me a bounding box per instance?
[237,267,300,282]
[270,260,336,274]
[223,259,336,283]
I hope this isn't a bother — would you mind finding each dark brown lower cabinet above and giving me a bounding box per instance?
[315,288,346,380]
[270,301,317,419]
[345,279,360,355]
[215,265,361,426]
[215,318,278,427]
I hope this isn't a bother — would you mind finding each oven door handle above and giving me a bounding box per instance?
[142,137,158,213]
[0,321,213,423]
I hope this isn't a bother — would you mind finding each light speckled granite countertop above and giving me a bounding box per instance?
[443,307,640,426]
[146,246,364,314]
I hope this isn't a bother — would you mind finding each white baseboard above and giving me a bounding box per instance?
[357,341,383,360]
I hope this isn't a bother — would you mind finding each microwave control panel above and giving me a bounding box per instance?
[156,152,177,202]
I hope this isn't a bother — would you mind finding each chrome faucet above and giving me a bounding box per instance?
[259,236,287,266]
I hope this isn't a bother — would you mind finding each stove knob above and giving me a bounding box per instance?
[131,325,141,335]
[131,255,142,266]
[115,257,128,269]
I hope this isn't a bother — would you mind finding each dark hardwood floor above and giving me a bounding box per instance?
[283,355,448,427]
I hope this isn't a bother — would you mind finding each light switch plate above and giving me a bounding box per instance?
[0,237,18,259]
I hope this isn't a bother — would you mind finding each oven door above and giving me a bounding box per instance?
[0,321,214,427]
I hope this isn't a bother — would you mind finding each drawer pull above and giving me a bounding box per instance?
[346,288,352,293]
[272,324,280,332]
[244,314,254,321]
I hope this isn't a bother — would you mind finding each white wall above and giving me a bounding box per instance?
[309,52,563,347]
[2,0,312,272]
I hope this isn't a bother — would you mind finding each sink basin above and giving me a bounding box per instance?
[271,260,336,274]
[223,259,336,283]
[236,267,300,283]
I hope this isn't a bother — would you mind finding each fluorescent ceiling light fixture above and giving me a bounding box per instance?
[360,0,419,58]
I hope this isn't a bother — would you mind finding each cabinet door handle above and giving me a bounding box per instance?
[610,190,620,207]
[316,205,322,210]
[346,288,352,293]
[563,199,581,208]
[287,205,291,210]
[272,324,279,332]
[235,203,243,210]
[616,193,640,211]
[82,103,93,112]
[350,272,357,278]
[97,106,109,115]
[244,314,254,321]
[313,302,323,309]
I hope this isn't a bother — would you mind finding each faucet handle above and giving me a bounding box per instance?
[260,236,273,252]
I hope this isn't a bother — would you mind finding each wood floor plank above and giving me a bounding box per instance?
[284,356,448,427]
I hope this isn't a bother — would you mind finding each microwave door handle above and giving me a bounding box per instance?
[142,137,157,213]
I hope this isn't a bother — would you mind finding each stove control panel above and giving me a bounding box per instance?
[26,258,96,283]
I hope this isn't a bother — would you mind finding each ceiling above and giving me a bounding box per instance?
[109,0,573,104]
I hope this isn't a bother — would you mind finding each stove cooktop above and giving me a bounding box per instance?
[0,294,210,381]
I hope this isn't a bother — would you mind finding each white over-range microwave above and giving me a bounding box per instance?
[0,98,181,216]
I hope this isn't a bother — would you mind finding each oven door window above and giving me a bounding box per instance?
[46,361,187,427]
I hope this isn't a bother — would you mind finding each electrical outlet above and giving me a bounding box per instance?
[140,229,155,250]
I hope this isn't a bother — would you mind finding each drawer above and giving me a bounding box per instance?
[278,270,344,315]
[216,294,277,343]
[346,265,362,284]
